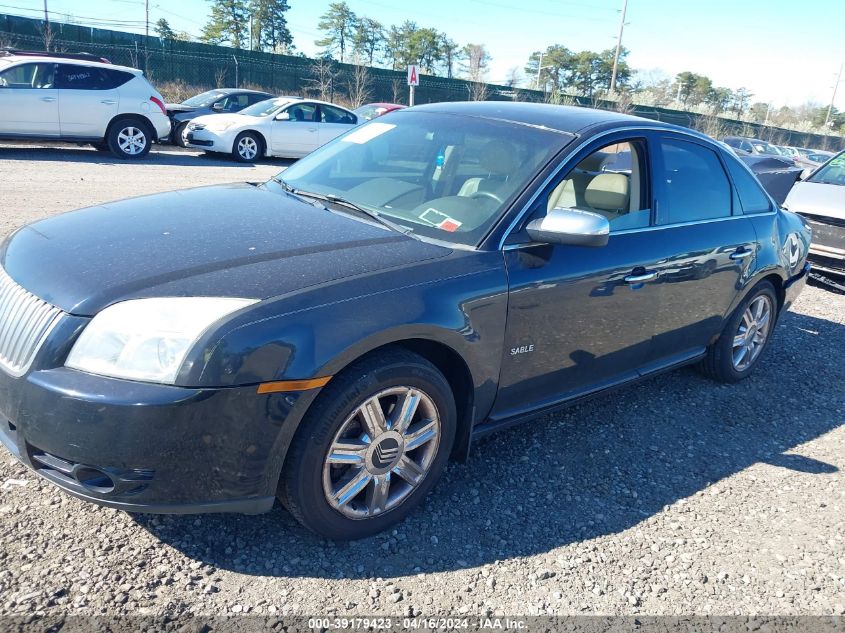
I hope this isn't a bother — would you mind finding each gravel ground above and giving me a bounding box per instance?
[1,142,844,619]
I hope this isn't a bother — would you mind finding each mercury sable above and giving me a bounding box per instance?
[0,103,811,539]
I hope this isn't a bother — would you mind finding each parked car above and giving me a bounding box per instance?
[784,150,845,277]
[166,88,275,146]
[353,102,405,121]
[723,136,786,158]
[0,103,810,539]
[805,150,835,164]
[0,48,170,158]
[186,97,358,161]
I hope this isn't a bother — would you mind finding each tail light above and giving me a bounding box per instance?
[149,96,166,115]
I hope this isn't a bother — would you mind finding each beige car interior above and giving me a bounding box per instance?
[457,140,520,197]
[546,143,643,223]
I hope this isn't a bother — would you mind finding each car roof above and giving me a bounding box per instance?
[212,88,274,95]
[1,54,140,74]
[409,101,688,136]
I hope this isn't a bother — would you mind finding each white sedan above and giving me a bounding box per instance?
[185,97,359,162]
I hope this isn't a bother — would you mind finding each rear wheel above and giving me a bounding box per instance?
[699,280,777,383]
[279,349,456,540]
[106,117,152,159]
[232,131,262,162]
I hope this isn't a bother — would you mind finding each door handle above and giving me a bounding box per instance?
[730,249,752,260]
[100,99,117,105]
[624,271,658,284]
[40,96,56,102]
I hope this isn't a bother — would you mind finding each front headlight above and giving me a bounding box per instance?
[66,297,257,384]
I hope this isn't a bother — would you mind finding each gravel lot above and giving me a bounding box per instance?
[0,142,844,619]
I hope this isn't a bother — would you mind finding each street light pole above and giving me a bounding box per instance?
[824,62,843,128]
[609,0,628,95]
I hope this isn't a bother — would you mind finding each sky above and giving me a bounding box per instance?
[2,0,844,109]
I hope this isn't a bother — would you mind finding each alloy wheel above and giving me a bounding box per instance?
[322,386,441,519]
[732,295,773,371]
[237,136,258,160]
[117,126,147,155]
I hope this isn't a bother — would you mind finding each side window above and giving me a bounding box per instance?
[56,64,113,90]
[320,104,356,124]
[103,69,134,88]
[658,138,732,225]
[219,94,250,112]
[286,103,318,122]
[724,156,773,214]
[0,63,55,88]
[544,140,650,231]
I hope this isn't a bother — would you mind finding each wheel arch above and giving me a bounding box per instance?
[104,113,156,141]
[238,129,268,157]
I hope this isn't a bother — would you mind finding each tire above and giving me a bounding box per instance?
[232,131,262,162]
[106,117,153,159]
[699,280,778,383]
[173,121,189,147]
[279,349,456,540]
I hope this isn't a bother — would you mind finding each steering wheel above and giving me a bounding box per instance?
[469,190,504,204]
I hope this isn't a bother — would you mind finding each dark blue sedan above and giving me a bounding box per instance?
[165,88,275,146]
[0,103,811,539]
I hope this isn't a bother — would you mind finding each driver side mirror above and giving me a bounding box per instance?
[275,111,290,121]
[212,102,224,111]
[526,207,610,247]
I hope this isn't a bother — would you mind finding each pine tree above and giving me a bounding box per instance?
[201,0,249,49]
[155,18,176,41]
[315,2,357,63]
[249,0,293,52]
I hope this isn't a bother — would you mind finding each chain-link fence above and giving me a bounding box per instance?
[1,13,843,151]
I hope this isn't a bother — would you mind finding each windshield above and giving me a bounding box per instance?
[276,110,572,246]
[240,98,290,117]
[808,151,845,186]
[182,90,225,107]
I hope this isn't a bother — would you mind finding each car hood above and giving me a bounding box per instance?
[785,181,845,221]
[166,103,199,113]
[1,183,450,316]
[191,113,260,129]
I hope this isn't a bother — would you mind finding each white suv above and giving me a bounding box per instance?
[0,50,170,158]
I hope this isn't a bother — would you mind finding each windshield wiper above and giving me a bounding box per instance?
[273,179,412,236]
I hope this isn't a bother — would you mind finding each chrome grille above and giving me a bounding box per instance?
[0,266,63,377]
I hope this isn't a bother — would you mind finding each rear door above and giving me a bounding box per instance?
[0,62,59,136]
[318,104,358,147]
[271,101,319,156]
[56,64,119,137]
[643,135,758,366]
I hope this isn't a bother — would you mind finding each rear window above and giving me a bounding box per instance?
[56,64,133,90]
[724,156,773,214]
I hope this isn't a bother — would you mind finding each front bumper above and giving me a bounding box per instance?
[185,129,229,152]
[0,366,314,514]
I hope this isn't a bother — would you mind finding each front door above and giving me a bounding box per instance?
[56,63,119,137]
[272,102,319,156]
[493,136,662,418]
[0,62,59,136]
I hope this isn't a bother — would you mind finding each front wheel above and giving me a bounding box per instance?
[232,131,262,162]
[279,349,456,540]
[699,280,778,383]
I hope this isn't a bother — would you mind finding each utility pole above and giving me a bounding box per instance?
[535,51,544,90]
[43,0,51,51]
[144,0,149,74]
[609,0,628,95]
[824,62,843,128]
